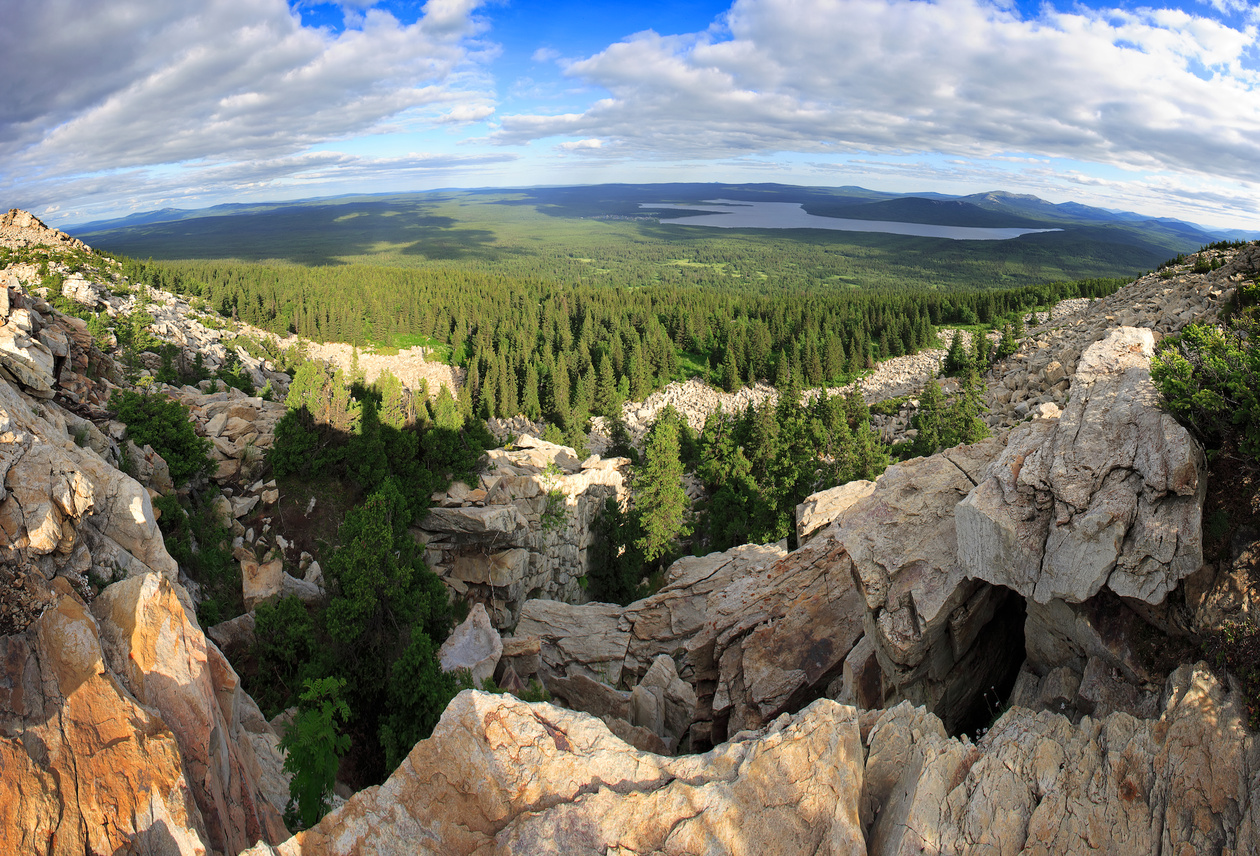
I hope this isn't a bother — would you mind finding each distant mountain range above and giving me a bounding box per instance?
[64,184,1256,272]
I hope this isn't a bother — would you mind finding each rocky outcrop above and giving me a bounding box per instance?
[0,573,291,856]
[92,573,290,854]
[0,577,208,856]
[0,208,89,254]
[243,661,1257,856]
[169,385,287,487]
[958,327,1206,605]
[836,439,1023,734]
[416,435,629,627]
[0,364,178,598]
[243,691,868,856]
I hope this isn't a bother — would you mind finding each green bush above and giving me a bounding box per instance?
[378,634,459,772]
[250,596,318,718]
[110,389,212,484]
[153,493,241,625]
[280,677,352,829]
[1152,322,1260,458]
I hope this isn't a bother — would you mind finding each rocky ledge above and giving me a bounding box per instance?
[242,659,1258,856]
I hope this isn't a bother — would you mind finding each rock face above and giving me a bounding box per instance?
[92,573,290,854]
[0,574,291,856]
[958,327,1206,605]
[0,577,208,856]
[837,439,1020,734]
[0,361,178,598]
[416,435,629,627]
[245,691,868,856]
[243,661,1257,856]
[689,527,866,742]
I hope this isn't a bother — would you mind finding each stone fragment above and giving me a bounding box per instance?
[438,603,502,687]
[794,478,875,545]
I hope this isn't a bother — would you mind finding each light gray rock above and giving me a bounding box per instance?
[795,479,875,545]
[515,600,629,687]
[957,327,1206,605]
[438,603,502,687]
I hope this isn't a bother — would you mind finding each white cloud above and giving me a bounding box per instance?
[557,138,603,150]
[494,0,1260,189]
[0,0,495,207]
[532,47,561,62]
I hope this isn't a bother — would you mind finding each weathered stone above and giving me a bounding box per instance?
[92,573,290,853]
[438,603,502,687]
[245,693,866,856]
[795,478,875,545]
[243,556,284,610]
[692,528,866,741]
[958,327,1206,605]
[448,547,530,587]
[516,600,630,686]
[497,635,542,683]
[424,504,529,538]
[0,577,209,856]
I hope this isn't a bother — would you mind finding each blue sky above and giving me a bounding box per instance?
[2,0,1258,229]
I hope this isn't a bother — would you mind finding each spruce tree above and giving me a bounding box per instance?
[635,408,689,565]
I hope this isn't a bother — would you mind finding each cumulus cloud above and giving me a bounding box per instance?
[558,138,604,150]
[494,0,1260,187]
[1,0,494,180]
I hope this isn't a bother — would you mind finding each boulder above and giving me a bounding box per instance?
[795,479,875,545]
[448,547,530,588]
[0,323,56,396]
[243,556,284,610]
[691,528,866,741]
[438,603,503,687]
[515,600,629,687]
[957,327,1206,605]
[244,692,867,856]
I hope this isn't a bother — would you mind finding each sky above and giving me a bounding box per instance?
[2,0,1259,230]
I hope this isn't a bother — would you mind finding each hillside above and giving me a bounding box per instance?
[67,184,1230,285]
[1,207,1258,855]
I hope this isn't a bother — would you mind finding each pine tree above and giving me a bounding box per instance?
[996,323,1017,360]
[944,330,972,377]
[635,408,689,565]
[595,353,622,418]
[521,363,542,421]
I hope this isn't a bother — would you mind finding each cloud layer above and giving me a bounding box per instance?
[499,0,1260,185]
[2,0,1258,227]
[1,0,496,217]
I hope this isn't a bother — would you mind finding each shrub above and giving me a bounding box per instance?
[154,492,241,625]
[1152,322,1260,459]
[280,677,352,829]
[110,389,212,484]
[378,634,459,772]
[250,596,317,718]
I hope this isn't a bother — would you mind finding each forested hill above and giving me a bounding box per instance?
[72,184,1225,284]
[117,252,1127,453]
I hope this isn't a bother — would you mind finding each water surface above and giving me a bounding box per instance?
[641,200,1062,241]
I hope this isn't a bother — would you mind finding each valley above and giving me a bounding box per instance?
[0,197,1257,855]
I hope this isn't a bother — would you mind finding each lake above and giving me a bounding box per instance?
[640,200,1063,241]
